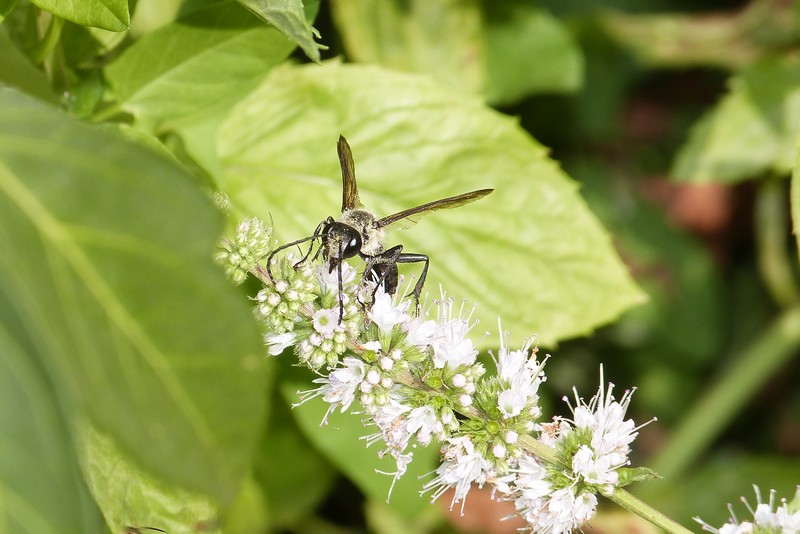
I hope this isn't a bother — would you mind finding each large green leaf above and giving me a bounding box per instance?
[0,86,268,505]
[217,62,645,346]
[672,55,800,183]
[0,321,104,534]
[79,423,221,533]
[253,390,335,529]
[236,0,323,62]
[105,1,296,130]
[31,0,129,31]
[330,0,581,105]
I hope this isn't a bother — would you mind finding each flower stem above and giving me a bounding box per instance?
[33,13,64,65]
[607,487,694,534]
[650,305,800,479]
[755,177,799,307]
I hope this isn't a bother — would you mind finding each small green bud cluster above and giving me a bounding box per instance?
[253,255,317,334]
[216,217,274,285]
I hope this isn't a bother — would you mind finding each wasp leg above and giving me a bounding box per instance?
[336,239,345,322]
[363,247,429,312]
[362,245,403,301]
[265,218,330,282]
[395,252,429,310]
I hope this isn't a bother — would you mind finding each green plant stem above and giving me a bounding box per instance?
[650,305,800,480]
[607,487,694,534]
[89,103,125,124]
[756,177,799,307]
[33,14,64,65]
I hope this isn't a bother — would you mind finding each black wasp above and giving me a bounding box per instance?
[267,136,492,319]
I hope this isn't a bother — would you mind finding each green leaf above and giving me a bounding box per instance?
[672,55,800,183]
[235,0,323,62]
[0,321,104,534]
[600,5,797,70]
[0,0,18,22]
[616,466,660,486]
[31,0,129,32]
[217,62,645,346]
[330,0,582,105]
[0,86,268,505]
[793,145,800,260]
[79,423,221,533]
[331,0,484,94]
[253,390,335,528]
[0,24,53,101]
[280,381,440,517]
[105,1,296,130]
[482,2,582,104]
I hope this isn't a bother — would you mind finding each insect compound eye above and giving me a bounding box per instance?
[342,231,361,258]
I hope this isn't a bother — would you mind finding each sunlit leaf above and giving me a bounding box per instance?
[672,56,800,183]
[31,0,129,31]
[331,0,581,105]
[235,0,323,62]
[0,86,268,504]
[217,62,645,346]
[79,424,221,534]
[0,321,104,534]
[105,1,296,130]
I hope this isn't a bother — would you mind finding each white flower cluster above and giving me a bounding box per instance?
[495,377,643,533]
[224,217,649,534]
[696,486,800,534]
[256,254,361,369]
[294,282,645,533]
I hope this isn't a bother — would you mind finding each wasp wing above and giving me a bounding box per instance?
[338,135,362,212]
[377,189,493,231]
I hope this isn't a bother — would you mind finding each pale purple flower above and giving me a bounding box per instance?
[316,262,357,294]
[296,356,366,424]
[422,436,490,513]
[368,286,411,332]
[264,331,297,356]
[406,405,441,445]
[405,315,437,346]
[312,307,340,336]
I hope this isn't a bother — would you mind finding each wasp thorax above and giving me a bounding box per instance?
[340,208,385,256]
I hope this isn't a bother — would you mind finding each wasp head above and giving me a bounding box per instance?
[323,221,362,273]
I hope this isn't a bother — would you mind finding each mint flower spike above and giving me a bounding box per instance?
[216,217,274,285]
[560,366,650,494]
[229,218,664,532]
[695,485,800,534]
